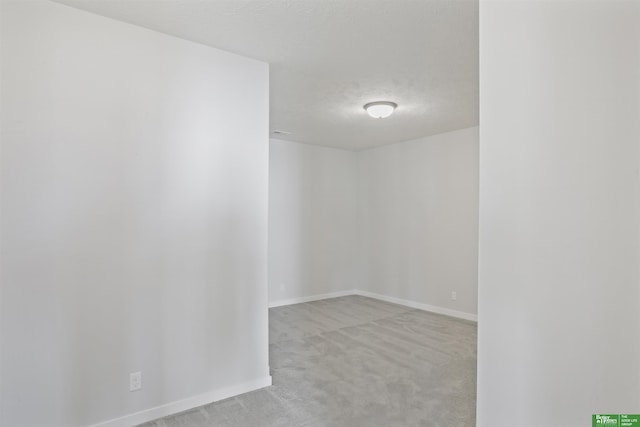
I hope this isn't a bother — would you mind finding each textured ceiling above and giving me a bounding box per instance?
[52,0,478,150]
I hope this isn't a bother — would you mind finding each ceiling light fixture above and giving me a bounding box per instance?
[364,101,397,119]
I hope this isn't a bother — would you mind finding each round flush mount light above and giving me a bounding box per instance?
[364,101,397,119]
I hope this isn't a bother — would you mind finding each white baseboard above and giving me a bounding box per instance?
[268,290,356,308]
[88,375,272,427]
[354,290,478,322]
[269,288,477,322]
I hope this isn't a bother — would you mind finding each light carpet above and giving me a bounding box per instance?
[139,295,477,427]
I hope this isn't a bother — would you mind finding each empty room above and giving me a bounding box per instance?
[1,1,638,427]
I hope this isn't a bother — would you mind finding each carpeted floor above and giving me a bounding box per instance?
[139,295,477,427]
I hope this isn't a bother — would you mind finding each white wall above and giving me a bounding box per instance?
[268,129,479,317]
[478,1,640,426]
[0,2,270,427]
[358,127,479,318]
[268,139,358,304]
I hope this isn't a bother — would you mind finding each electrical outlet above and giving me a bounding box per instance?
[451,291,457,301]
[129,372,142,392]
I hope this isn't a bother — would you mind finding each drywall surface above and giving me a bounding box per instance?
[0,2,270,426]
[51,0,479,150]
[357,127,479,318]
[477,1,640,426]
[268,139,358,304]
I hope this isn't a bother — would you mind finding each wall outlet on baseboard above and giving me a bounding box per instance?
[451,291,457,301]
[130,371,142,392]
